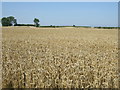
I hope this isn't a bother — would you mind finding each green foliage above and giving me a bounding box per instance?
[16,24,34,26]
[39,26,91,28]
[1,16,17,26]
[94,27,118,29]
[73,25,75,27]
[1,17,11,26]
[13,19,17,26]
[33,18,40,27]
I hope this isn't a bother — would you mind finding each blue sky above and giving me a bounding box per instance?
[2,2,118,27]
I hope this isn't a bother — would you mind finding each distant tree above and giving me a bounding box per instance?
[1,16,17,26]
[73,25,75,27]
[1,17,10,26]
[13,19,17,26]
[34,18,40,27]
[7,16,15,26]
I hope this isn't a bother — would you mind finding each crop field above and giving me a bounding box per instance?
[2,26,119,88]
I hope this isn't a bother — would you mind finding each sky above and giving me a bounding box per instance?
[2,2,118,27]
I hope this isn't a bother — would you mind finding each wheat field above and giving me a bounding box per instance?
[2,26,119,88]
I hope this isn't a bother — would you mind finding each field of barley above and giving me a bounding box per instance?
[2,26,119,88]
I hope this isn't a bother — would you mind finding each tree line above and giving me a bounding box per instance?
[1,16,118,29]
[1,16,40,27]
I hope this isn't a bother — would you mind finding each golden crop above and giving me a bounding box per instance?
[2,26,118,88]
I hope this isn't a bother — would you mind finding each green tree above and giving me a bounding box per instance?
[34,18,40,27]
[1,17,11,26]
[13,19,17,26]
[1,16,17,26]
[7,16,17,26]
[73,25,75,27]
